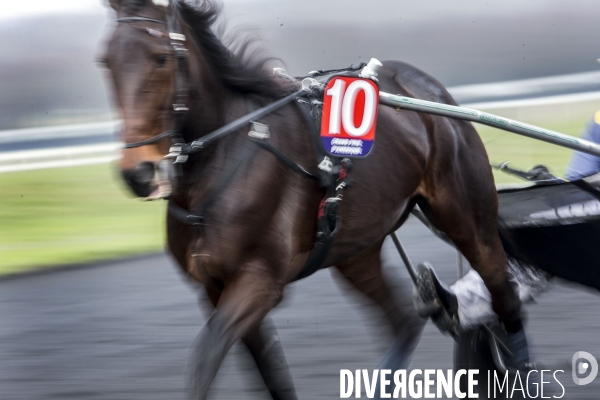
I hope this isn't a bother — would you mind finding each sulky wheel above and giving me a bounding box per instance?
[454,327,533,400]
[454,327,495,399]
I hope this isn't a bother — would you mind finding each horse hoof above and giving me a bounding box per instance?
[503,328,530,370]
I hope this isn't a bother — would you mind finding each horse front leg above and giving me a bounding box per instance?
[201,277,297,400]
[242,317,298,400]
[187,261,285,400]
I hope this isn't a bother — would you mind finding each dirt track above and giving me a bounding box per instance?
[1,218,598,399]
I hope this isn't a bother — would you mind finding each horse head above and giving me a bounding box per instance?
[101,0,296,201]
[101,0,185,199]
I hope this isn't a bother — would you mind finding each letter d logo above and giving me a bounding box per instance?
[572,351,598,385]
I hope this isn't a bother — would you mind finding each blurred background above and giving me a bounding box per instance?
[1,1,600,399]
[3,0,600,272]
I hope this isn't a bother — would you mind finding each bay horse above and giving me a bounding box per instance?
[101,0,526,398]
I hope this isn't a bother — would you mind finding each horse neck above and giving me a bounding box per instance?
[176,38,255,202]
[182,41,228,141]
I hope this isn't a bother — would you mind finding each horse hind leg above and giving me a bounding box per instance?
[420,189,531,371]
[419,177,524,335]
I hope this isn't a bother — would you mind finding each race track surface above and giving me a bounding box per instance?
[1,218,598,399]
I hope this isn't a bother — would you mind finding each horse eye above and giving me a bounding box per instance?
[156,55,168,68]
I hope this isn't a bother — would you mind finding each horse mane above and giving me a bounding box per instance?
[179,0,292,98]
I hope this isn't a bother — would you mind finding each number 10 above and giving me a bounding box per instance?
[326,78,378,137]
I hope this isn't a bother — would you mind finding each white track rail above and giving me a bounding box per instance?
[2,87,600,174]
[0,143,120,173]
[0,121,119,144]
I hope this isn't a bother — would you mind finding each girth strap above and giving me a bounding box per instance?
[294,158,351,281]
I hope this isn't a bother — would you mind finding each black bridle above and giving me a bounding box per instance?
[117,1,189,150]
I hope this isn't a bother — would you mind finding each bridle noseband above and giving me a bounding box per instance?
[116,2,189,150]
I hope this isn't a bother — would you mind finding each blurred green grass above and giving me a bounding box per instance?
[0,163,165,276]
[0,98,598,276]
[475,100,598,183]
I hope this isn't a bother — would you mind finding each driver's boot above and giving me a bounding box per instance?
[413,263,460,336]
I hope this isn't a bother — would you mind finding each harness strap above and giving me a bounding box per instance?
[168,1,189,146]
[252,140,319,181]
[183,89,305,152]
[167,97,264,226]
[168,142,259,226]
[168,201,204,226]
[115,17,166,24]
[199,143,259,214]
[124,130,175,148]
[295,241,334,281]
[294,100,335,188]
[294,160,351,281]
[167,96,320,227]
[294,99,320,138]
[296,62,366,80]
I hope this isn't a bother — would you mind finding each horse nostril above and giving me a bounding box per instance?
[121,162,157,197]
[134,162,156,186]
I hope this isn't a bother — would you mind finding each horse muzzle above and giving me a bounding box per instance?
[121,160,175,200]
